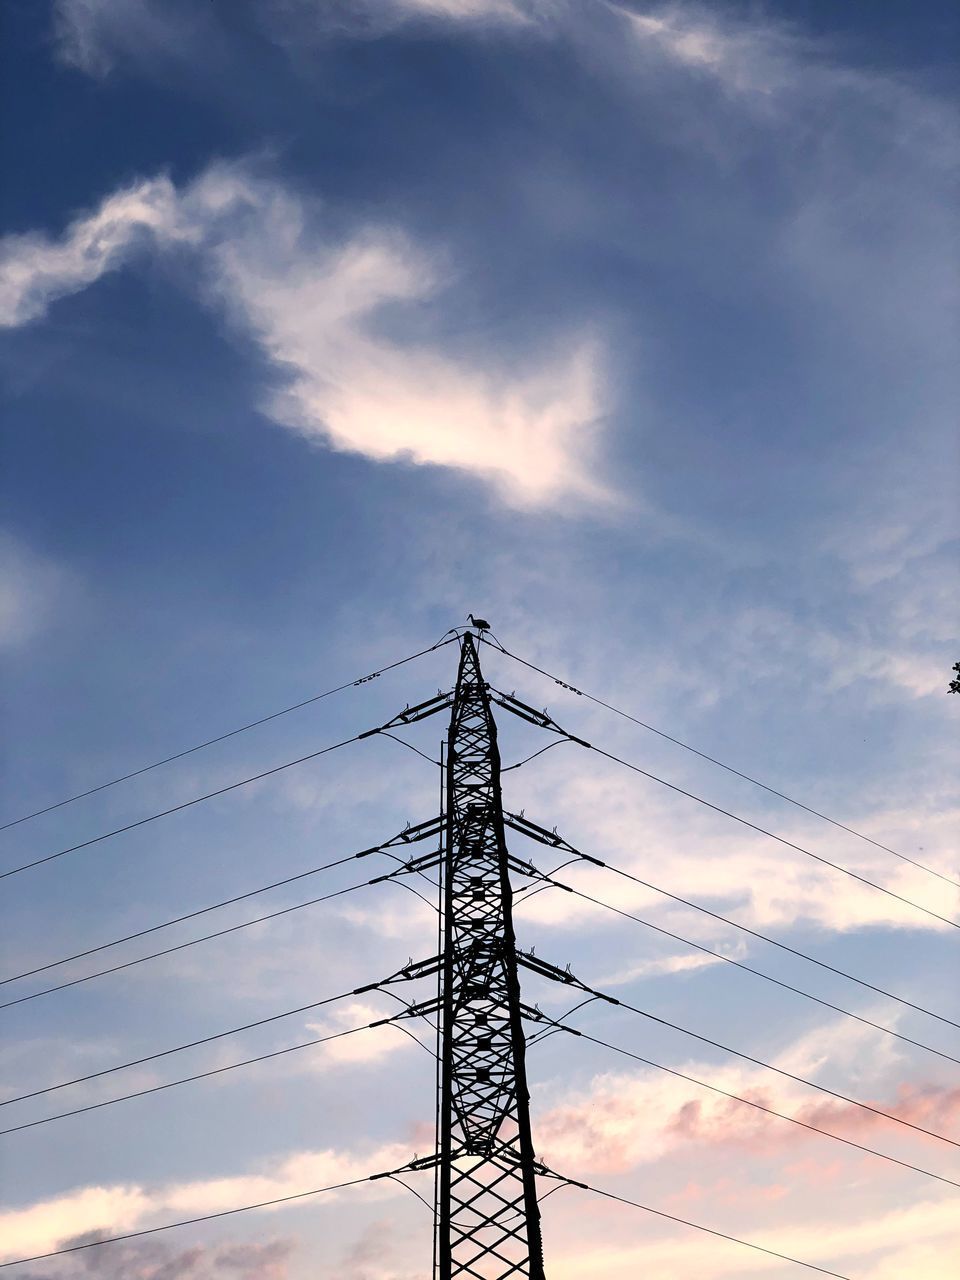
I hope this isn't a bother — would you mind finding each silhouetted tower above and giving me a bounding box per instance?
[436,632,546,1279]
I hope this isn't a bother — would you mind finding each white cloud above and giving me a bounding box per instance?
[54,0,124,76]
[51,0,535,80]
[0,176,184,327]
[207,198,607,507]
[543,1195,960,1280]
[382,0,531,20]
[596,946,734,988]
[52,0,218,78]
[53,0,133,76]
[0,164,268,328]
[707,604,951,704]
[0,534,74,649]
[0,1141,411,1261]
[506,751,960,942]
[305,1001,417,1066]
[620,2,798,95]
[534,1007,957,1183]
[0,1184,152,1260]
[0,165,608,507]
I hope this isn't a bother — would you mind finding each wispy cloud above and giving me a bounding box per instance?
[21,1237,292,1279]
[51,0,537,80]
[9,6,959,1277]
[596,947,731,988]
[508,755,960,939]
[0,175,189,327]
[0,165,608,507]
[52,0,222,78]
[370,0,533,22]
[535,1010,957,1176]
[542,1193,960,1280]
[305,1001,416,1066]
[620,2,800,95]
[207,195,608,507]
[0,534,74,650]
[0,1141,410,1261]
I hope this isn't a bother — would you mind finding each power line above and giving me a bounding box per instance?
[484,636,958,891]
[0,1015,409,1137]
[535,871,960,1067]
[1,636,457,833]
[0,854,357,988]
[0,818,441,988]
[1,729,368,882]
[563,735,958,933]
[0,870,406,1011]
[0,1168,409,1270]
[595,856,960,1033]
[544,1020,960,1191]
[566,975,960,1151]
[508,812,960,1031]
[1,971,413,1106]
[13,628,947,1279]
[546,1173,850,1278]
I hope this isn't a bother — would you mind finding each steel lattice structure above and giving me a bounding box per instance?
[436,633,546,1280]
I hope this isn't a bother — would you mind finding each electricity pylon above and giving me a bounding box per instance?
[435,632,547,1280]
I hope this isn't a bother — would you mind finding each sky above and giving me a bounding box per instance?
[0,0,958,1276]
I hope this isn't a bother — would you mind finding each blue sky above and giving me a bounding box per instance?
[0,2,958,1277]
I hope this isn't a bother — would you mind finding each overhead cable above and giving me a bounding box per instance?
[0,1014,412,1137]
[596,856,960,1032]
[484,636,958,891]
[536,871,960,1066]
[1,635,457,832]
[544,1019,960,1191]
[0,868,411,1011]
[567,976,960,1151]
[561,736,958,933]
[2,729,370,882]
[0,818,441,988]
[1,968,418,1106]
[546,1173,850,1278]
[0,853,357,987]
[507,812,960,1031]
[0,1167,414,1269]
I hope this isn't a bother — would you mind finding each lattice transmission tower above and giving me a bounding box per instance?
[433,631,547,1280]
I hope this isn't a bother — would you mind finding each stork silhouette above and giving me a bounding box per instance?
[467,613,490,632]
